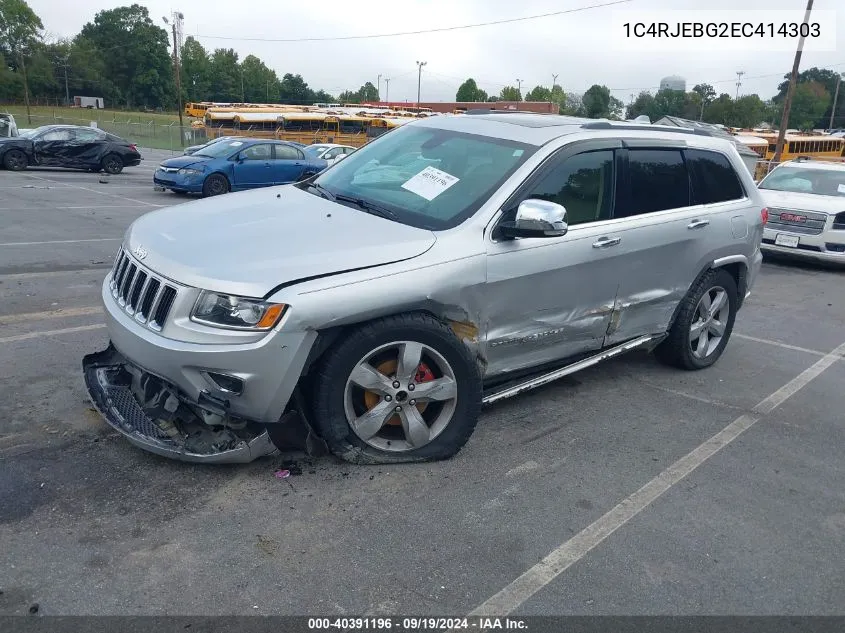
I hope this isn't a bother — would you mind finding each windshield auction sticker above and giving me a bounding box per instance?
[402,166,460,201]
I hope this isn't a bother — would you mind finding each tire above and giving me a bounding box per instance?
[101,154,124,174]
[311,313,483,464]
[3,149,28,171]
[202,173,229,197]
[655,268,738,370]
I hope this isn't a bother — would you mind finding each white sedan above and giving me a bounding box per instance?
[305,143,357,166]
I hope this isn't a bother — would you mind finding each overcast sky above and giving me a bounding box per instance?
[28,0,845,103]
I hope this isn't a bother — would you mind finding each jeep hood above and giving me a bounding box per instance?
[125,186,437,298]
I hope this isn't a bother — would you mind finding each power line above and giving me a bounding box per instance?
[193,0,633,43]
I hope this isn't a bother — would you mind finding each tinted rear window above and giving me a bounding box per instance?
[620,149,690,217]
[685,149,744,204]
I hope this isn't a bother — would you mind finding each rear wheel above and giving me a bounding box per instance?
[312,313,482,464]
[101,154,123,174]
[655,268,738,370]
[202,173,229,197]
[3,149,27,171]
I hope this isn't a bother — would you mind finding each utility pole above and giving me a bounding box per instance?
[516,78,523,98]
[735,71,745,100]
[19,49,32,124]
[266,79,269,102]
[377,74,382,102]
[830,73,844,130]
[551,73,559,103]
[384,78,390,103]
[416,61,427,108]
[240,69,245,103]
[772,0,814,164]
[164,13,185,137]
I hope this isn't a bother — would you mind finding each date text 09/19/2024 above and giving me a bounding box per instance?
[307,617,528,630]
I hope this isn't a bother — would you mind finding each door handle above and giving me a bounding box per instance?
[592,236,622,249]
[688,219,710,229]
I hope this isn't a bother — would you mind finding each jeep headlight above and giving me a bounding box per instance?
[177,167,203,176]
[191,291,287,330]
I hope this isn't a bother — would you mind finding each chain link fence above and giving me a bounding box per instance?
[5,108,206,153]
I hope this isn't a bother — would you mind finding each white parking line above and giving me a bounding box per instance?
[0,238,121,247]
[11,173,161,207]
[733,332,831,357]
[0,323,106,344]
[0,306,102,324]
[0,268,109,280]
[469,339,845,616]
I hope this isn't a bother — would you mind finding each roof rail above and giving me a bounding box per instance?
[580,120,715,137]
[464,109,552,115]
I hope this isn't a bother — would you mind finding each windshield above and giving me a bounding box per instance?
[194,140,246,159]
[307,124,536,230]
[759,166,845,197]
[18,129,37,138]
[306,145,331,155]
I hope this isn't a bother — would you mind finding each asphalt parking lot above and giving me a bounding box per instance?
[1,151,844,617]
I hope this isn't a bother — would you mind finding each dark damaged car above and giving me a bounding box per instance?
[83,113,764,465]
[0,125,141,174]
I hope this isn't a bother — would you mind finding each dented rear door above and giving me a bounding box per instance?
[603,143,717,345]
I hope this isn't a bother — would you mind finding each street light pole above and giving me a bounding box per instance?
[772,0,814,164]
[516,78,523,99]
[377,74,382,102]
[384,78,390,103]
[416,61,427,108]
[830,73,844,131]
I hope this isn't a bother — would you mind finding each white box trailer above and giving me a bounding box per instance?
[74,96,105,109]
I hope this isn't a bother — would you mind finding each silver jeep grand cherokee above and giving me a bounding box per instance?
[83,113,765,464]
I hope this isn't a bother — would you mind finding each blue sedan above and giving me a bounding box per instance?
[153,138,327,197]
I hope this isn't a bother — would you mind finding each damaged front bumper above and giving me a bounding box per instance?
[83,344,279,463]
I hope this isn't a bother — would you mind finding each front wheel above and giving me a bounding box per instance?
[655,268,738,370]
[311,313,483,464]
[101,154,124,174]
[202,173,229,197]
[3,149,28,171]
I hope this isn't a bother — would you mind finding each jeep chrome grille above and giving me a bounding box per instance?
[109,248,178,330]
[765,207,827,236]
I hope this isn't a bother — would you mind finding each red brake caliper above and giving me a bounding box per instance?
[414,363,435,384]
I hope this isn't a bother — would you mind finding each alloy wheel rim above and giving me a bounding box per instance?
[690,286,729,359]
[343,341,458,452]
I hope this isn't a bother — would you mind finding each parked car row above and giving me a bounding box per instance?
[153,137,357,197]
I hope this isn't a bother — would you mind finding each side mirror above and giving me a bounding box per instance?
[499,199,568,239]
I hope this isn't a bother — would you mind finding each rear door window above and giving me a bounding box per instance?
[618,149,691,217]
[685,149,745,204]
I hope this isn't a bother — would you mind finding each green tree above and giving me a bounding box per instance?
[486,95,499,103]
[525,85,552,102]
[456,77,485,102]
[312,89,336,103]
[278,73,313,104]
[209,48,240,101]
[79,4,173,108]
[561,92,581,116]
[499,85,521,101]
[180,37,212,103]
[356,81,379,102]
[580,84,614,118]
[0,0,43,115]
[781,82,830,130]
[775,67,843,128]
[703,93,734,125]
[692,83,716,104]
[338,90,358,104]
[732,94,768,128]
[241,54,278,103]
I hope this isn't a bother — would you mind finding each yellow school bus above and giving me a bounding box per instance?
[757,133,844,160]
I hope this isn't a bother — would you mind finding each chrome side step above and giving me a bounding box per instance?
[481,334,661,406]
